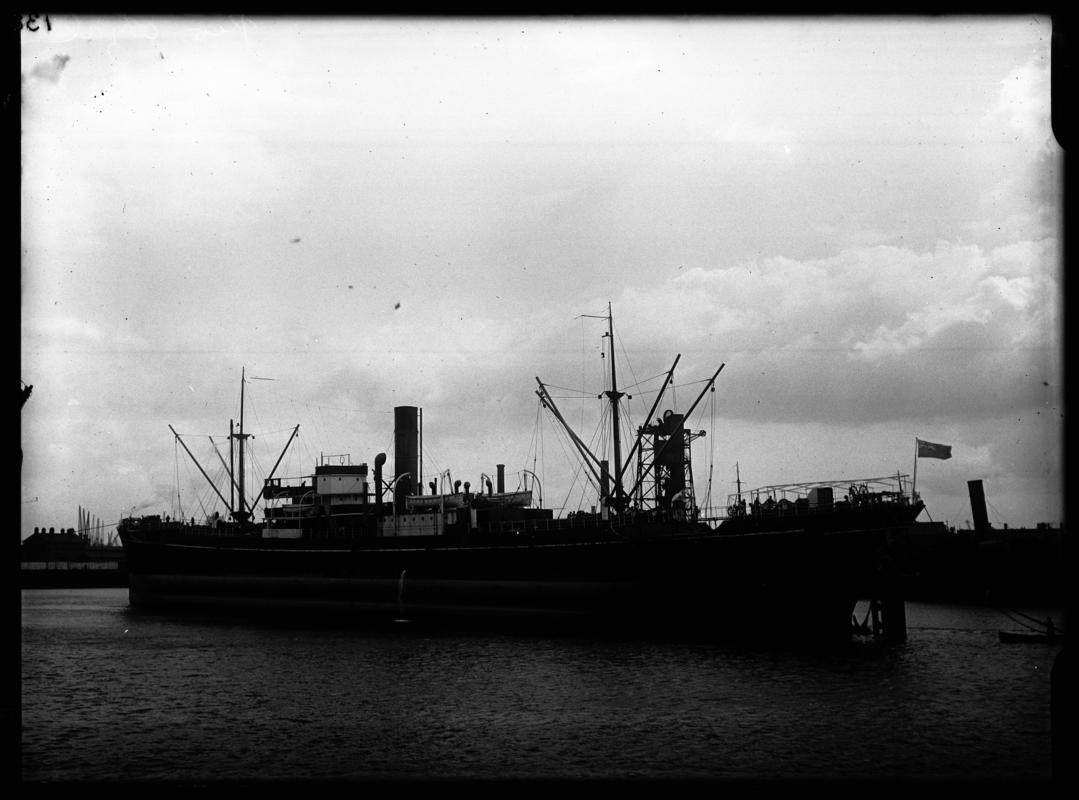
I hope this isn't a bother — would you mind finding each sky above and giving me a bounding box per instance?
[20,15,1063,541]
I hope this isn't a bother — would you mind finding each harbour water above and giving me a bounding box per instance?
[21,588,1064,783]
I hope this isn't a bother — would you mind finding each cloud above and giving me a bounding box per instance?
[597,236,1059,428]
[18,17,1062,537]
[26,54,70,83]
[31,315,104,343]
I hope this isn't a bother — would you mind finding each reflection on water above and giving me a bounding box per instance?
[21,589,1062,782]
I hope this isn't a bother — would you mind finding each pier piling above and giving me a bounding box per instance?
[866,595,907,642]
[880,596,907,642]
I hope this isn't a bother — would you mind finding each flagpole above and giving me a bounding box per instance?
[912,437,918,501]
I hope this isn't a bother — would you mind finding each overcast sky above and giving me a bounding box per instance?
[21,15,1062,540]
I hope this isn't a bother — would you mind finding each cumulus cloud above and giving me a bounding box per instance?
[19,17,1062,534]
[599,235,1059,428]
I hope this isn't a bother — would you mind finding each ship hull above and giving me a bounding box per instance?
[119,521,912,642]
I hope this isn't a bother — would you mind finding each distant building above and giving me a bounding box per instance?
[21,528,89,562]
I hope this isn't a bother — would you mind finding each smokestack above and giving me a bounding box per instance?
[374,452,386,504]
[497,464,505,494]
[968,479,991,533]
[394,406,419,513]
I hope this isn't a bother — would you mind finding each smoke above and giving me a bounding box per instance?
[27,54,70,83]
[132,483,176,514]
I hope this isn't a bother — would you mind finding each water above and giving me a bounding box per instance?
[21,588,1063,782]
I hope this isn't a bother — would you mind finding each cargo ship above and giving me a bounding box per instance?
[118,306,923,641]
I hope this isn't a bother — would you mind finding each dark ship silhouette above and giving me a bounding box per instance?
[118,306,923,641]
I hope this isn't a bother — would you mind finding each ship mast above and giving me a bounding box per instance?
[582,303,625,506]
[605,303,624,505]
[231,367,252,523]
[537,305,722,516]
[168,368,297,529]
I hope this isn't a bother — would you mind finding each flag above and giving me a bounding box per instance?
[917,439,952,459]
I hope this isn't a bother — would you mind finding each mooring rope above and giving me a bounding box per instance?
[999,607,1062,634]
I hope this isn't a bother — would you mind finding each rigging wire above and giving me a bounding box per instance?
[618,370,672,395]
[999,609,1057,634]
[176,437,226,521]
[985,498,1009,528]
[419,427,445,492]
[534,406,544,510]
[543,383,596,396]
[608,316,649,484]
[544,397,592,514]
[614,320,644,417]
[548,414,581,508]
[193,489,209,523]
[580,314,586,461]
[705,385,716,513]
[999,606,1062,633]
[247,442,266,515]
[592,395,611,464]
[174,438,183,520]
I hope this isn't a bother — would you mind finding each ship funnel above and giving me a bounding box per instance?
[497,464,505,494]
[967,479,991,533]
[394,406,420,514]
[374,452,386,504]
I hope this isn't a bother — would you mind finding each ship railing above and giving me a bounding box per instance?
[262,508,382,540]
[484,507,710,538]
[722,476,914,517]
[487,513,610,537]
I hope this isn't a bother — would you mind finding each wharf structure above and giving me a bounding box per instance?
[895,479,1064,606]
[21,526,127,589]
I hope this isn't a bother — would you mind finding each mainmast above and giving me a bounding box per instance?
[605,303,624,504]
[231,367,252,523]
[583,303,625,505]
[537,305,723,518]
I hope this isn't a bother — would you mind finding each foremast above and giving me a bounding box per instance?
[170,368,299,529]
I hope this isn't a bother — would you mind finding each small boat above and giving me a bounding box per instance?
[404,493,468,511]
[404,489,532,511]
[470,489,533,507]
[998,630,1064,644]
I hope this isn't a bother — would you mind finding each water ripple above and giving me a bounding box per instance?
[21,589,1060,782]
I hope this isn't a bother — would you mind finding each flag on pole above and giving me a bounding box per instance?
[916,439,952,459]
